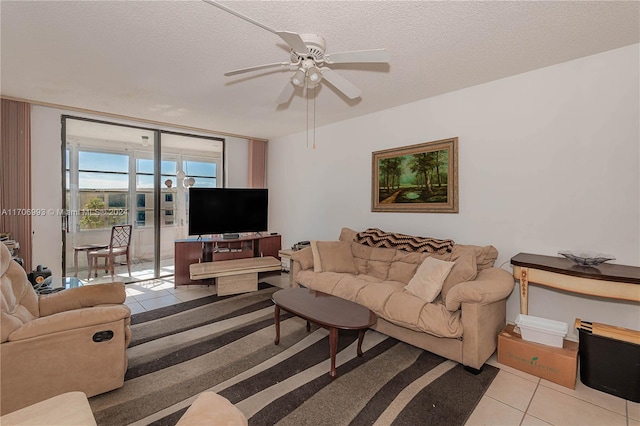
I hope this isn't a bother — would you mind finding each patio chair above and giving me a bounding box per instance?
[87,224,132,280]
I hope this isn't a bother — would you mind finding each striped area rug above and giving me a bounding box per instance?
[89,285,498,425]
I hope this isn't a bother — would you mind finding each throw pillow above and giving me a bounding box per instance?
[311,240,358,274]
[440,251,478,301]
[338,227,358,243]
[404,256,455,302]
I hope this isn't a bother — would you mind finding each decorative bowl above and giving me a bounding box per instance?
[558,250,615,267]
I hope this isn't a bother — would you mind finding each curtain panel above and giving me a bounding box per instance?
[248,139,267,188]
[1,99,32,271]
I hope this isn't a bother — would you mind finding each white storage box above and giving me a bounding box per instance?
[515,314,568,348]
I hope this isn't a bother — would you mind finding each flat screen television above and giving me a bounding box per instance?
[188,188,268,238]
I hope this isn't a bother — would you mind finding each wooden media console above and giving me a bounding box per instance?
[174,234,281,287]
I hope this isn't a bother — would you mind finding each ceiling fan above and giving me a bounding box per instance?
[202,0,390,105]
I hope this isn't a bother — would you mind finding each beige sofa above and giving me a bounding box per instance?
[0,243,131,414]
[291,228,515,370]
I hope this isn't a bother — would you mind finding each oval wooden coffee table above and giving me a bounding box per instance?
[272,288,377,378]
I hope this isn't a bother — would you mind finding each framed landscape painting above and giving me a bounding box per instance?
[371,137,458,213]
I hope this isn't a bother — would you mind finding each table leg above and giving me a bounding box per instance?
[519,267,529,315]
[87,251,92,280]
[274,305,281,345]
[74,249,79,277]
[306,320,311,332]
[357,329,366,357]
[86,251,96,279]
[329,327,338,378]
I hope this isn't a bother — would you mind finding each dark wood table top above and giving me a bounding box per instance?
[511,253,640,284]
[272,288,377,330]
[73,244,109,250]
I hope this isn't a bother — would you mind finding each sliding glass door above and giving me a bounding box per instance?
[159,133,223,278]
[62,117,223,282]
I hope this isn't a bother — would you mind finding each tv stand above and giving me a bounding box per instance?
[174,234,281,287]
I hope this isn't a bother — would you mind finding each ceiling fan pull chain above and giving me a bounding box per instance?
[306,87,310,149]
[313,86,316,149]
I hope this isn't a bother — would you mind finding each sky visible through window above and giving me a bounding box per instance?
[76,153,217,189]
[79,151,128,189]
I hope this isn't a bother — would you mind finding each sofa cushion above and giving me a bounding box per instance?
[404,257,455,302]
[454,244,498,271]
[300,271,463,338]
[388,251,428,284]
[311,241,357,274]
[355,281,404,313]
[440,251,478,301]
[348,242,396,280]
[329,274,372,301]
[382,291,463,337]
[291,247,314,270]
[296,270,354,295]
[1,244,39,343]
[339,227,358,243]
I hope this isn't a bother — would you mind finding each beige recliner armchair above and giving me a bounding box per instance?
[0,243,131,415]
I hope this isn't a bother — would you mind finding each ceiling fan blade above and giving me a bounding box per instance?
[276,82,295,105]
[224,62,291,76]
[202,0,276,33]
[276,31,309,55]
[202,2,310,56]
[320,68,362,99]
[325,49,390,64]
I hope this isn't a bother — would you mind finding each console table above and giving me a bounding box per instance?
[510,253,640,315]
[190,256,281,296]
[174,234,281,287]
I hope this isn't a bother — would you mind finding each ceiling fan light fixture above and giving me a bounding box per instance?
[307,66,322,84]
[291,69,306,87]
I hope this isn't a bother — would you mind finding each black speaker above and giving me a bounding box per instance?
[28,265,52,286]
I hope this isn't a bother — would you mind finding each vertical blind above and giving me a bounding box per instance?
[1,99,32,271]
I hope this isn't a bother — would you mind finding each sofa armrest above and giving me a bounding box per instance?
[290,247,313,287]
[460,299,507,369]
[444,268,514,312]
[38,282,126,317]
[0,392,97,425]
[176,392,247,426]
[7,305,131,342]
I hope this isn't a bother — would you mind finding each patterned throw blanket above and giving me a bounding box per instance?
[354,228,455,254]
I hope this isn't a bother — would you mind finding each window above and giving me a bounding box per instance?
[136,158,179,227]
[183,160,217,188]
[108,193,126,208]
[65,121,223,235]
[64,117,224,282]
[77,151,129,229]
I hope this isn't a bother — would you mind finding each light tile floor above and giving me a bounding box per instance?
[124,273,639,426]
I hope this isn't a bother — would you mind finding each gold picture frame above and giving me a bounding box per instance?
[372,137,458,213]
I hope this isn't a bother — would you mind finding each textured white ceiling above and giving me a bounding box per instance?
[1,1,638,140]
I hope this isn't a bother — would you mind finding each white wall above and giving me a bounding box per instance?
[268,44,640,339]
[30,106,250,276]
[226,136,249,188]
